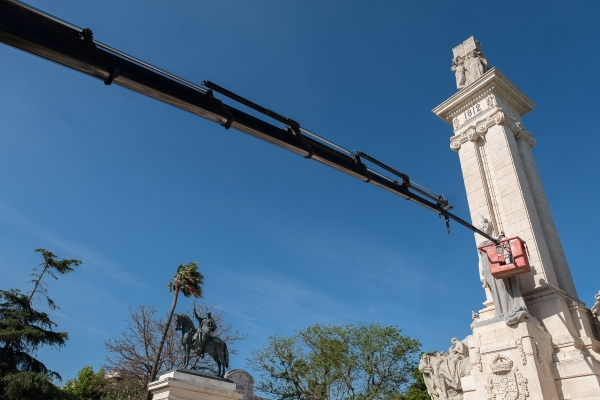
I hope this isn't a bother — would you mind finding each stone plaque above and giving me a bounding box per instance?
[480,341,517,354]
[453,98,489,128]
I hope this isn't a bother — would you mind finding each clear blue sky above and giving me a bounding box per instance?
[1,0,599,386]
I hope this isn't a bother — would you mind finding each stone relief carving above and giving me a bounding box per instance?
[516,339,527,366]
[505,115,536,148]
[449,87,495,129]
[419,338,472,400]
[533,339,542,363]
[465,50,489,83]
[590,290,600,317]
[451,37,490,90]
[449,108,536,152]
[452,56,468,90]
[450,138,462,152]
[473,347,483,372]
[484,355,529,400]
[492,89,528,116]
[477,218,531,326]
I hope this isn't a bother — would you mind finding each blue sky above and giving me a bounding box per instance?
[1,0,599,386]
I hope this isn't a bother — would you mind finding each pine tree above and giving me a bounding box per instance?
[0,249,81,399]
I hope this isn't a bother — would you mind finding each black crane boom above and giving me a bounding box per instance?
[0,0,498,243]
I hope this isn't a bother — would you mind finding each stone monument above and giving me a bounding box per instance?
[430,36,600,399]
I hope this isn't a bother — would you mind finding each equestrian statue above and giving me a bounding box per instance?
[173,307,230,378]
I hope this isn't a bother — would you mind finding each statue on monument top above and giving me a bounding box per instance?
[451,37,490,90]
[172,303,230,378]
[194,307,217,357]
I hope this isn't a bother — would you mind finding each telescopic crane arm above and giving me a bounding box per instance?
[0,0,498,244]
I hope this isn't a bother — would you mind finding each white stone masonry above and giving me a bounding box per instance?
[433,46,600,399]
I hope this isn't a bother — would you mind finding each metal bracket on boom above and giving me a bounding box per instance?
[206,89,234,129]
[79,28,95,48]
[104,68,119,85]
[202,80,314,158]
[352,153,372,183]
[356,151,409,187]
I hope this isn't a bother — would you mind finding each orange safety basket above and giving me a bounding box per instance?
[477,236,530,279]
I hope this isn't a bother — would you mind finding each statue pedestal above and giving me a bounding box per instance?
[467,318,558,400]
[148,369,244,400]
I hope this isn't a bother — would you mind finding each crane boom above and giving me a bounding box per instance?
[0,0,498,243]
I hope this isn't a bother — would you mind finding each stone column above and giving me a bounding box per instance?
[433,37,600,399]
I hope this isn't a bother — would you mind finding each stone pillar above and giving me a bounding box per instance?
[432,37,600,399]
[148,369,244,400]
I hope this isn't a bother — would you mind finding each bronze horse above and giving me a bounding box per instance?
[173,314,229,378]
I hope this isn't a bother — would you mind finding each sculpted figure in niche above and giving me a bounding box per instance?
[477,216,530,326]
[419,339,471,400]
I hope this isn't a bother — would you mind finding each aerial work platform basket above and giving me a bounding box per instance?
[478,236,530,279]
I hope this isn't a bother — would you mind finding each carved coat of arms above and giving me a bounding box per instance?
[485,355,529,400]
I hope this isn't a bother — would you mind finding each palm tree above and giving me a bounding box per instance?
[146,262,204,399]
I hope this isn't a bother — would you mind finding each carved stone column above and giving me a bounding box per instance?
[433,39,600,399]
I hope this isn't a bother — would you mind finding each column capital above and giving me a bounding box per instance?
[448,109,536,152]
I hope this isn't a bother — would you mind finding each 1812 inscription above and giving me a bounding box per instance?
[463,103,482,120]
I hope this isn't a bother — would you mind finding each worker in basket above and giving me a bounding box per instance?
[498,232,514,264]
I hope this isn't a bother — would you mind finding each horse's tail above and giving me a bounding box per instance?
[223,342,229,369]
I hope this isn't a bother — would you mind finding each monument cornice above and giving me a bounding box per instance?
[432,68,536,126]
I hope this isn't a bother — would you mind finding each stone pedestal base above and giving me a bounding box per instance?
[148,369,244,400]
[464,317,600,400]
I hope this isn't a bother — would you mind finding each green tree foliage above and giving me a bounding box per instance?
[145,262,204,400]
[1,371,66,400]
[63,366,144,400]
[248,323,422,400]
[399,368,431,400]
[0,249,81,399]
[63,366,105,400]
[28,249,82,310]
